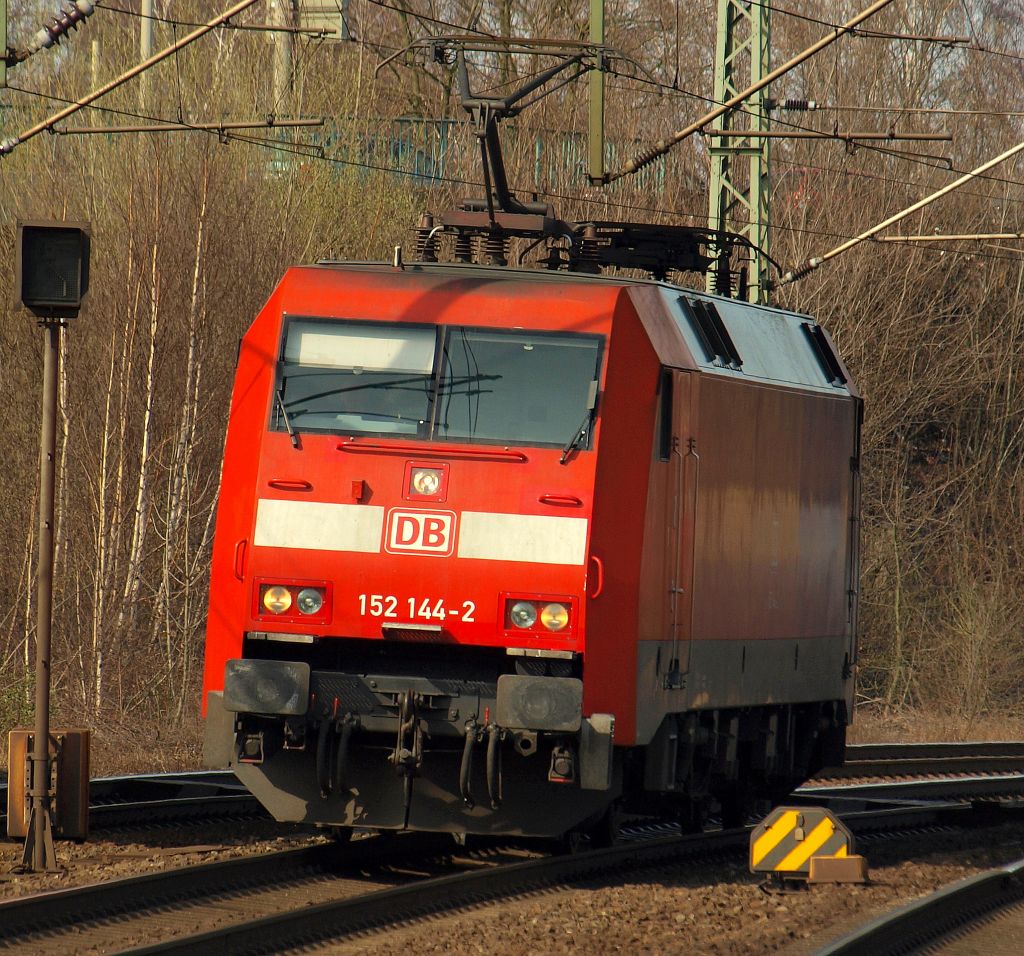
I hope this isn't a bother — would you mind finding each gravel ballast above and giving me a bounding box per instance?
[2,819,1023,954]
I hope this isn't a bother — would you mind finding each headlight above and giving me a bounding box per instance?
[296,588,324,615]
[411,467,442,496]
[510,601,538,629]
[262,585,292,614]
[540,603,569,631]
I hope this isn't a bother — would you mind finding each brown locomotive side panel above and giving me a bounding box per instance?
[692,376,852,641]
[680,374,856,711]
[635,365,857,742]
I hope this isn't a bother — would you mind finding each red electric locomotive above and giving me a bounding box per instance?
[202,229,861,837]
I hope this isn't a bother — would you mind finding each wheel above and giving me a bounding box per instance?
[555,828,585,854]
[717,785,754,829]
[328,825,353,843]
[678,798,706,835]
[587,803,621,849]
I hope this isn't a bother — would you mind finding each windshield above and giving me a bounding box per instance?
[274,318,603,448]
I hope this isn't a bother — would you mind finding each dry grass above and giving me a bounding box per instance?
[0,710,203,778]
[849,704,1024,744]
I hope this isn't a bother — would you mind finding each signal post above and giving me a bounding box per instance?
[12,221,90,872]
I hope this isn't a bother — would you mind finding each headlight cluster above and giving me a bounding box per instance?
[259,583,326,617]
[507,599,570,632]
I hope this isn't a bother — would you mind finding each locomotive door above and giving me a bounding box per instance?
[665,369,697,686]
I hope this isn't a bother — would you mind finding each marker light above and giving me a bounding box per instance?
[510,601,538,629]
[296,588,324,615]
[262,585,292,614]
[540,603,569,631]
[411,467,442,496]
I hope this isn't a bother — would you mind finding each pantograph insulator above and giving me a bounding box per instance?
[482,232,507,267]
[415,213,438,263]
[454,233,474,264]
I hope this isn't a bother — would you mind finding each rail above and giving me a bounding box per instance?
[817,857,1024,955]
[0,792,998,955]
[801,772,1024,804]
[826,741,1024,779]
[0,770,260,833]
[6,740,1024,833]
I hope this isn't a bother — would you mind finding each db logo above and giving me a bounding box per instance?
[385,509,456,556]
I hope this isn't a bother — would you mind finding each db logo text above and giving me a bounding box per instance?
[385,509,457,556]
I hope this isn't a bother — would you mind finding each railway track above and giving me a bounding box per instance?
[803,774,1024,806]
[818,856,1024,954]
[0,831,471,954]
[829,742,1024,780]
[0,770,263,833]
[2,748,1022,953]
[0,786,1010,955]
[1,741,1021,836]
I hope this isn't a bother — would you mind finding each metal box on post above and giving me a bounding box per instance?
[6,729,90,840]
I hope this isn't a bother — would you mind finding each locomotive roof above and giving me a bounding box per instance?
[292,261,858,398]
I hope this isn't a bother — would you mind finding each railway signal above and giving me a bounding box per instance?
[13,220,91,872]
[16,221,90,316]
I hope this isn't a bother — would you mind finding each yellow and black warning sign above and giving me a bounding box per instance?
[749,806,853,879]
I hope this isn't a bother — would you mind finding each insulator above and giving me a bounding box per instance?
[712,258,733,297]
[482,232,508,267]
[414,213,438,262]
[780,99,817,112]
[453,232,473,263]
[623,142,666,176]
[28,2,95,54]
[574,224,602,274]
[779,257,822,286]
[414,229,438,263]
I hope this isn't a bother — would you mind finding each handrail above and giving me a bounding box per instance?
[268,479,313,492]
[588,555,604,599]
[233,540,247,581]
[538,494,583,507]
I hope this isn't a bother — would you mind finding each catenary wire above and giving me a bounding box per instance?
[9,79,1024,268]
[750,0,1024,65]
[174,121,1024,268]
[600,66,1024,197]
[364,0,496,38]
[8,47,1023,211]
[8,58,1024,272]
[95,0,403,55]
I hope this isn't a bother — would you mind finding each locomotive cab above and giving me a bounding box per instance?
[203,264,628,836]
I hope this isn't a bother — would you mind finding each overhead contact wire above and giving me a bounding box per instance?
[0,0,262,156]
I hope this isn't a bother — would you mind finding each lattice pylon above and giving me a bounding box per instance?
[706,0,770,303]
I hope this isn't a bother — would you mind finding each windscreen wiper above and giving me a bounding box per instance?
[560,381,599,465]
[275,388,300,449]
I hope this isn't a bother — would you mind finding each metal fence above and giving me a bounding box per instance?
[274,116,669,195]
